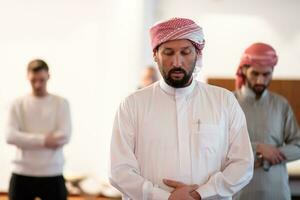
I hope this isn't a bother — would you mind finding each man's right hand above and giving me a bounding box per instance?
[256,143,286,165]
[44,133,65,149]
[164,179,201,200]
[168,184,199,200]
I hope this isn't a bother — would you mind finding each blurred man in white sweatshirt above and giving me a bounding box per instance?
[6,59,72,200]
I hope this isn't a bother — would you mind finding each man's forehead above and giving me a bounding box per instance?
[249,65,273,73]
[28,70,49,77]
[159,39,194,49]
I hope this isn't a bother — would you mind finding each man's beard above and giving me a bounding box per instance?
[246,79,269,96]
[33,87,47,96]
[161,67,194,88]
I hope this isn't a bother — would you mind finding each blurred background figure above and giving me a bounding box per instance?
[138,66,159,89]
[5,59,72,200]
[234,43,300,200]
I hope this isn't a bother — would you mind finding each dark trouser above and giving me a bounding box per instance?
[9,173,67,200]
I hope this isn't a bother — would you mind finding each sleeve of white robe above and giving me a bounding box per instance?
[109,97,170,200]
[5,101,46,149]
[279,102,300,161]
[197,93,254,199]
[52,99,72,146]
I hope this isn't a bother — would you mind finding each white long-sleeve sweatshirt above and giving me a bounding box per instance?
[5,93,72,177]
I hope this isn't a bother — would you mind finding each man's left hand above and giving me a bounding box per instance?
[163,179,201,200]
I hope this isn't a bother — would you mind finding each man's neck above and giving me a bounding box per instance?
[255,94,262,100]
[242,85,267,100]
[32,91,49,97]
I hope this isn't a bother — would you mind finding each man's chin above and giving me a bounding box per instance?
[33,90,46,96]
[166,79,186,88]
[171,78,184,82]
[253,88,266,96]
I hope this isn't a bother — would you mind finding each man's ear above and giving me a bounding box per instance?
[153,51,158,63]
[242,66,248,75]
[196,51,202,60]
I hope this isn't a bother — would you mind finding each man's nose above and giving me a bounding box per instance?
[34,82,43,88]
[256,75,265,84]
[172,54,183,68]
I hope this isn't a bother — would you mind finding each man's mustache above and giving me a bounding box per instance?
[168,68,187,74]
[254,84,266,88]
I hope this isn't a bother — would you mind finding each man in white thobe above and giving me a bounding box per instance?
[109,17,254,200]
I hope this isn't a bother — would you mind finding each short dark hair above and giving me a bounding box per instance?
[27,59,49,73]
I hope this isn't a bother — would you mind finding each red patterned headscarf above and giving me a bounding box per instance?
[150,17,205,61]
[236,43,278,89]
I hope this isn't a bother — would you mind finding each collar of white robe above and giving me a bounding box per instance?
[159,79,196,98]
[241,85,268,100]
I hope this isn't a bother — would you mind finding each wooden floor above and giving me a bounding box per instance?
[0,195,119,200]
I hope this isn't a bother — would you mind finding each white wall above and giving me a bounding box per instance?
[0,0,148,191]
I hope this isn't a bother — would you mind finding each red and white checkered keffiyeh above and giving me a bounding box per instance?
[150,17,205,52]
[236,43,278,89]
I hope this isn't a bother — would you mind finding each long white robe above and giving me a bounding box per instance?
[110,80,254,200]
[234,86,300,200]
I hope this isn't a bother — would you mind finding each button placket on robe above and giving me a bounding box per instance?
[175,92,192,184]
